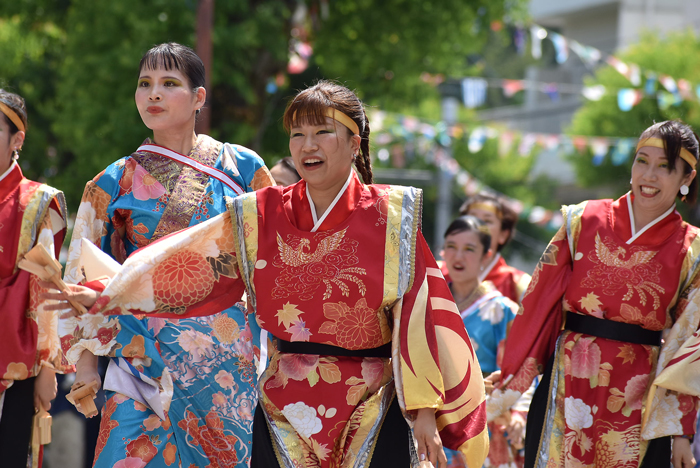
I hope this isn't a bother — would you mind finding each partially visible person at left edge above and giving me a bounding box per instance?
[0,88,71,467]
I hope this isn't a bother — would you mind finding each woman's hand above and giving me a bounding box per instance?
[414,408,447,468]
[33,366,57,412]
[484,370,501,395]
[673,436,696,468]
[506,411,526,449]
[75,351,102,389]
[38,280,100,317]
[73,351,102,418]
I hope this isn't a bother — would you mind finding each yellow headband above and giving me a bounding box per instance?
[0,102,25,133]
[293,108,360,135]
[469,202,502,218]
[636,137,697,169]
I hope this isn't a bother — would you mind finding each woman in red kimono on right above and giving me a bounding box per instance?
[489,120,700,468]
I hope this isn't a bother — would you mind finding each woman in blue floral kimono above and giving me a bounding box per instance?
[58,43,273,467]
[441,216,522,468]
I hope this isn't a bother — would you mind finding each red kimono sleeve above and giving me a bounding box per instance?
[396,232,488,466]
[500,224,573,393]
[0,270,37,393]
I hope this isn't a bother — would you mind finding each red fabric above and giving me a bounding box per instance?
[0,165,26,278]
[282,176,364,232]
[83,280,107,293]
[0,165,50,392]
[501,195,699,465]
[0,269,37,392]
[483,256,528,304]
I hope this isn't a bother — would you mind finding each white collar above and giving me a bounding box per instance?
[0,160,18,184]
[478,252,501,282]
[306,170,354,233]
[626,192,676,245]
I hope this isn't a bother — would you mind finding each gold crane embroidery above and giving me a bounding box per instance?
[273,228,367,300]
[276,228,347,267]
[584,233,664,309]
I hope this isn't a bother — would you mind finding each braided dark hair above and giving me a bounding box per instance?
[283,80,373,183]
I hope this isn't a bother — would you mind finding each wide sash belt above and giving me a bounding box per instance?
[565,312,662,346]
[276,338,392,358]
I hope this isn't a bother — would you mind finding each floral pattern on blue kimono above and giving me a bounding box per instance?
[445,281,520,468]
[59,134,273,467]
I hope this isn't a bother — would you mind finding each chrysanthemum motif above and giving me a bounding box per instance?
[319,299,383,350]
[211,315,240,343]
[153,250,215,309]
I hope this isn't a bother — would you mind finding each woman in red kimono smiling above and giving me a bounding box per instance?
[488,120,700,468]
[0,89,69,467]
[52,81,489,468]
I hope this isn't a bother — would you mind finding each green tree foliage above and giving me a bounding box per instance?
[0,0,523,211]
[567,30,700,203]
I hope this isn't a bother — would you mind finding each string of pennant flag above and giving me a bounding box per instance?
[459,76,695,111]
[369,109,643,229]
[457,24,700,112]
[370,110,638,167]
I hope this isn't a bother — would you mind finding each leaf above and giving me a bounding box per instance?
[323,302,345,320]
[346,384,367,406]
[580,293,602,313]
[616,344,637,365]
[598,369,611,387]
[266,371,288,390]
[579,432,593,453]
[207,253,238,280]
[311,438,331,461]
[318,321,337,335]
[600,362,614,370]
[589,374,599,388]
[288,320,312,342]
[621,404,632,417]
[276,303,304,329]
[564,355,572,375]
[345,376,364,385]
[318,362,341,384]
[307,369,319,387]
[134,222,149,234]
[607,394,625,413]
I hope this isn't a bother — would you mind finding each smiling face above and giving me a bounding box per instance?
[443,230,489,285]
[0,117,23,175]
[135,66,205,134]
[289,116,360,194]
[631,141,696,219]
